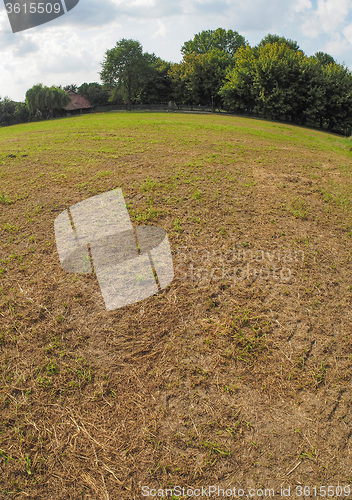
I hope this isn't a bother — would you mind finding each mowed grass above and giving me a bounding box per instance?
[1,111,352,498]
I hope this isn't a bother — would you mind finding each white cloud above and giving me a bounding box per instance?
[293,0,313,13]
[302,0,352,37]
[324,34,350,58]
[2,0,352,101]
[152,20,167,38]
[343,21,352,42]
[12,37,39,56]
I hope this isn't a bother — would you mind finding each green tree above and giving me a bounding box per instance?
[312,53,352,133]
[14,102,30,124]
[100,39,151,110]
[219,46,258,113]
[221,43,306,120]
[169,62,191,105]
[138,56,173,104]
[64,84,78,92]
[220,34,352,134]
[0,97,16,125]
[171,28,245,107]
[292,56,326,126]
[314,51,335,66]
[253,43,304,120]
[170,49,234,107]
[78,82,110,107]
[182,28,247,57]
[322,62,352,134]
[257,34,300,51]
[25,84,70,118]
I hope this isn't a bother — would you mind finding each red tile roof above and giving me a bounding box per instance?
[63,90,92,111]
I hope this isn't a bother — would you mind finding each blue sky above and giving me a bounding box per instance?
[1,0,352,101]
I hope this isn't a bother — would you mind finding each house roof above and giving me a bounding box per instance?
[63,90,92,111]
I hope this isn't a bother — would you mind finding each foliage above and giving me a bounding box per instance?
[169,62,190,105]
[172,29,243,107]
[77,82,110,107]
[220,41,352,135]
[182,28,247,57]
[25,84,70,118]
[253,43,305,120]
[314,51,336,66]
[64,84,78,92]
[100,39,151,110]
[257,34,300,51]
[170,49,234,107]
[293,56,326,126]
[14,101,30,123]
[2,30,352,135]
[0,98,29,126]
[138,55,173,104]
[321,62,352,134]
[219,46,258,113]
[0,97,16,125]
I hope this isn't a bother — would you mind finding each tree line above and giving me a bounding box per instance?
[1,28,352,135]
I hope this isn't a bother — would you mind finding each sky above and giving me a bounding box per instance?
[1,0,352,102]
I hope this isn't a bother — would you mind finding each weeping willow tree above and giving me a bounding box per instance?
[25,84,70,118]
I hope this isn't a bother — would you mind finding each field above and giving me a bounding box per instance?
[1,111,352,499]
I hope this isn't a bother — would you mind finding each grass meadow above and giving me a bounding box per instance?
[1,111,352,498]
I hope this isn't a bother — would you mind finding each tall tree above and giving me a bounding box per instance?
[170,49,234,107]
[314,51,335,66]
[14,102,30,124]
[25,84,70,118]
[253,43,304,120]
[257,34,300,51]
[322,62,352,134]
[219,46,258,113]
[0,97,16,125]
[293,56,326,126]
[171,28,245,107]
[100,39,150,110]
[78,82,110,107]
[64,84,78,92]
[138,56,173,104]
[169,62,191,105]
[220,40,352,134]
[182,28,247,57]
[220,43,305,120]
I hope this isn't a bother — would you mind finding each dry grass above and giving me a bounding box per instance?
[1,112,352,498]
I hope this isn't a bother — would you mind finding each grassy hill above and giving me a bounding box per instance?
[1,112,352,498]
